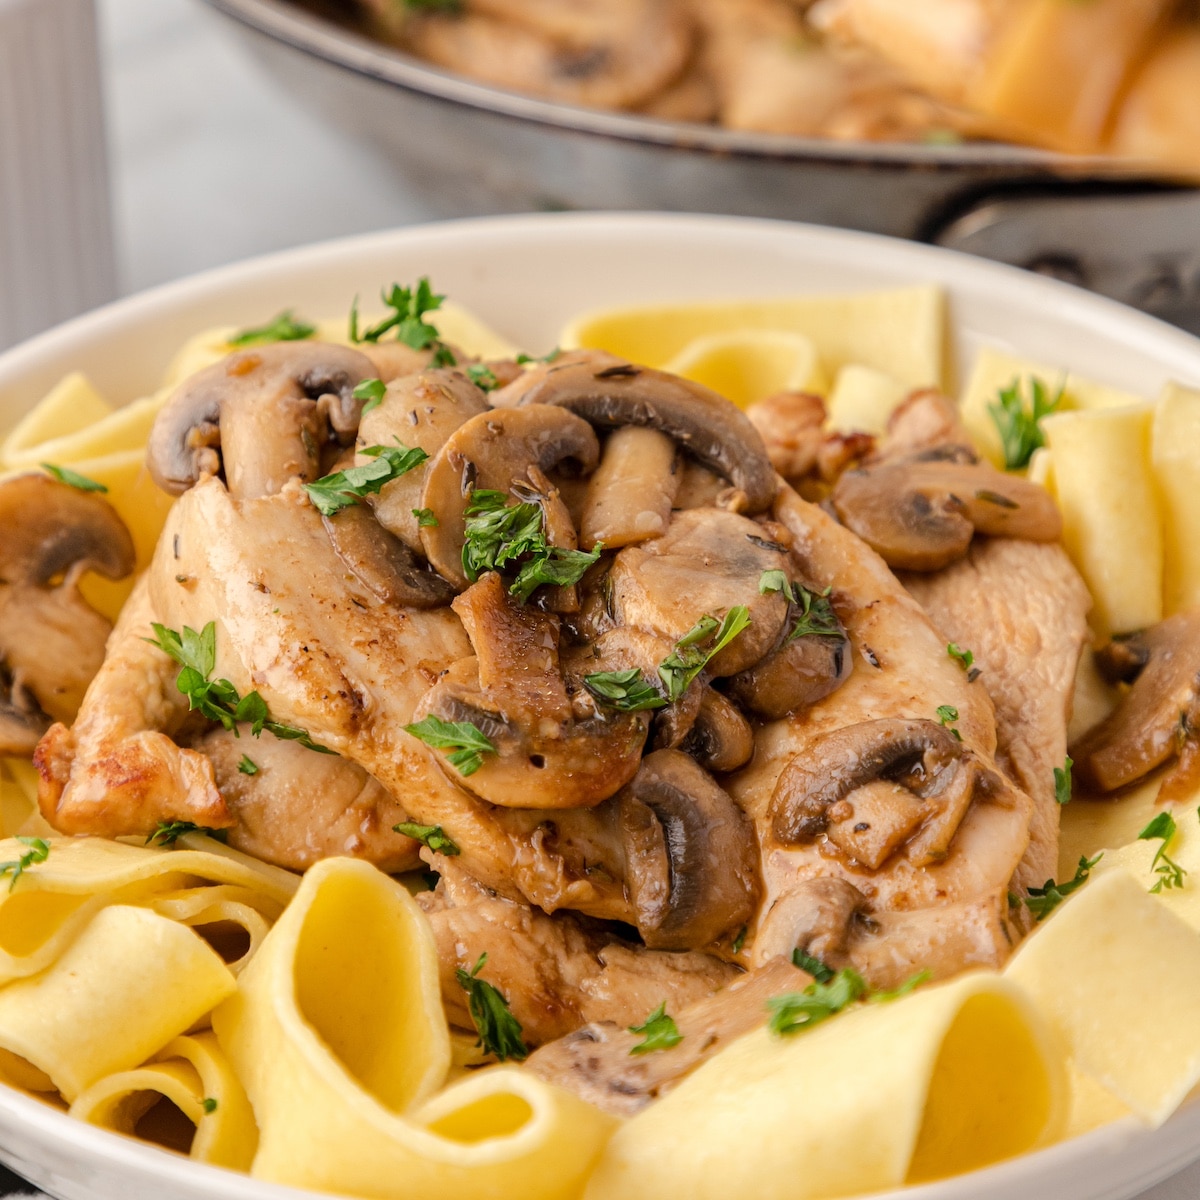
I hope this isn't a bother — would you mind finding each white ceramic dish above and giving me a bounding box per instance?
[2,212,1200,1200]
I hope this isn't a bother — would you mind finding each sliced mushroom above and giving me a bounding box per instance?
[678,687,755,773]
[356,368,489,551]
[831,444,1062,571]
[580,426,680,548]
[418,405,600,590]
[321,505,456,609]
[502,349,777,513]
[0,474,135,753]
[147,341,377,498]
[608,507,790,678]
[1071,610,1200,794]
[412,572,648,808]
[724,584,852,719]
[752,877,869,968]
[618,749,759,950]
[769,718,978,869]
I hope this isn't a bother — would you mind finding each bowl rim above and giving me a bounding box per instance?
[3,210,1200,1200]
[198,0,1141,176]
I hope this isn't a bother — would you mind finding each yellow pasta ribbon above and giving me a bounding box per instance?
[0,905,235,1102]
[585,973,1063,1200]
[214,857,614,1200]
[70,1031,257,1170]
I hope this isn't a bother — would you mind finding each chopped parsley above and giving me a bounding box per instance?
[628,1003,683,1055]
[349,278,453,364]
[759,570,840,641]
[947,643,981,682]
[936,704,963,741]
[768,966,930,1037]
[228,310,316,347]
[41,463,107,493]
[201,1097,218,1114]
[237,755,259,776]
[405,715,496,777]
[461,489,601,604]
[1022,853,1102,921]
[0,838,49,892]
[583,668,668,712]
[658,607,751,703]
[145,821,227,847]
[354,377,387,416]
[304,442,429,517]
[394,821,461,856]
[731,926,748,955]
[145,622,333,754]
[791,948,835,983]
[516,348,562,365]
[1138,812,1187,893]
[1054,756,1073,807]
[868,970,932,1004]
[456,953,528,1062]
[412,507,438,527]
[465,364,500,392]
[988,375,1064,471]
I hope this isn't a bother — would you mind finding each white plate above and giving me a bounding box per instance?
[2,212,1200,1200]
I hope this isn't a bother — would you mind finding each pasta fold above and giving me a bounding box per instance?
[0,904,235,1101]
[584,973,1063,1200]
[70,1031,258,1169]
[214,857,614,1200]
[1006,867,1200,1127]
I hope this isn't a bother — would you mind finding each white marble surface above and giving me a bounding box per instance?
[98,0,434,294]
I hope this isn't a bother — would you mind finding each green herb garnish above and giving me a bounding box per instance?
[394,821,461,856]
[237,755,259,776]
[936,704,963,741]
[228,310,316,347]
[583,668,668,713]
[658,607,751,703]
[732,926,748,955]
[768,966,930,1037]
[515,348,562,365]
[405,715,496,777]
[0,837,49,892]
[759,570,839,641]
[456,953,528,1062]
[1054,756,1073,807]
[413,507,438,527]
[146,821,228,847]
[628,1003,683,1055]
[791,948,835,983]
[1023,853,1102,921]
[41,463,107,493]
[201,1097,218,1114]
[868,970,933,1004]
[1138,812,1187,893]
[350,277,445,348]
[355,377,387,415]
[304,442,429,517]
[988,375,1064,471]
[947,643,980,682]
[465,363,500,392]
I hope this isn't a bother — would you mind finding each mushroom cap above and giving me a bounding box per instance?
[419,405,600,589]
[0,473,134,585]
[618,749,759,950]
[502,350,777,513]
[147,341,378,496]
[1071,609,1200,793]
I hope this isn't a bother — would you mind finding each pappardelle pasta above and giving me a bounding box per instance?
[1,275,1200,1200]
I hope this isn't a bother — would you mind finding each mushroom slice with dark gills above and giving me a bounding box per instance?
[418,405,600,591]
[1071,609,1200,798]
[0,473,135,755]
[608,507,790,679]
[354,368,489,553]
[147,341,378,499]
[496,348,777,513]
[412,572,648,809]
[831,442,1062,572]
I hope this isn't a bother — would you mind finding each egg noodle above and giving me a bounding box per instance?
[1,285,1200,1199]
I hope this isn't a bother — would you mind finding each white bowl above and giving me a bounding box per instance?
[2,212,1200,1200]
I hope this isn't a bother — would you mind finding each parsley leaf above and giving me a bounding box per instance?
[515,348,562,365]
[767,969,867,1036]
[868,970,933,1004]
[628,1003,683,1055]
[228,310,316,347]
[947,643,981,682]
[988,375,1064,471]
[394,821,461,856]
[583,668,668,712]
[304,442,429,517]
[1023,853,1102,921]
[1138,812,1187,893]
[355,377,387,415]
[1054,756,1073,807]
[936,704,963,742]
[405,715,496,777]
[146,821,227,847]
[413,507,438,527]
[237,754,259,776]
[456,953,528,1061]
[658,607,752,703]
[759,570,839,640]
[791,948,835,983]
[350,278,445,348]
[509,545,602,604]
[41,463,107,493]
[731,926,748,955]
[465,363,500,392]
[201,1097,218,1115]
[0,837,49,892]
